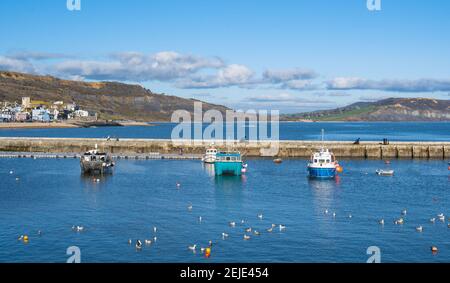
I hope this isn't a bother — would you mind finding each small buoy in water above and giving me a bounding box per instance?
[348,214,353,219]
[176,182,181,188]
[15,177,20,181]
[431,246,438,253]
[205,247,211,258]
[448,166,450,171]
[273,158,283,164]
[23,235,29,242]
[336,166,343,173]
[241,168,247,173]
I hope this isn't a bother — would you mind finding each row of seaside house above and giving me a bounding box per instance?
[0,97,94,122]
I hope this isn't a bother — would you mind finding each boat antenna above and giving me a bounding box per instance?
[321,129,325,150]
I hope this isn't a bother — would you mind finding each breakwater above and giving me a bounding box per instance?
[0,137,449,159]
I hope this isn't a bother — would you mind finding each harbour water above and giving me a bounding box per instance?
[0,122,449,141]
[0,157,448,263]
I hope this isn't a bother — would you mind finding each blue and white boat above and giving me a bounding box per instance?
[214,151,243,176]
[307,130,340,179]
[307,148,338,178]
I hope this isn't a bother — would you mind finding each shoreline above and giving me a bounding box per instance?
[0,121,154,129]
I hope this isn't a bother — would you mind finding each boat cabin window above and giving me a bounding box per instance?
[314,159,317,163]
[319,159,325,163]
[326,159,330,163]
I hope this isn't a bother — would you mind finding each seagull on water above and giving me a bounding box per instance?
[222,233,229,239]
[198,216,203,223]
[245,227,252,233]
[136,240,142,250]
[430,218,436,223]
[324,209,329,215]
[267,227,274,233]
[188,244,197,252]
[145,239,152,245]
[187,204,193,211]
[128,239,132,245]
[401,210,407,216]
[253,230,261,236]
[229,221,236,227]
[279,224,286,231]
[257,214,263,220]
[153,226,157,233]
[416,226,423,232]
[243,235,251,240]
[72,225,84,232]
[394,218,404,225]
[379,219,385,225]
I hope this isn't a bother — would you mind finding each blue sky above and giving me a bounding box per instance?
[1,0,450,113]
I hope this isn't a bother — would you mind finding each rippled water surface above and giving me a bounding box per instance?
[0,158,449,263]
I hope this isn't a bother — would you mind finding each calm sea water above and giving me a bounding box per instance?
[0,122,449,141]
[0,158,449,263]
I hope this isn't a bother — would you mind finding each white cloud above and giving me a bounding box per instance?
[327,77,450,92]
[262,68,317,83]
[176,64,255,89]
[0,56,36,73]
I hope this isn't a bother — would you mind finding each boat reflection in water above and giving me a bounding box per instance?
[202,162,216,177]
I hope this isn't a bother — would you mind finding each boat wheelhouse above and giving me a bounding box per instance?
[202,147,218,164]
[214,151,243,176]
[80,145,114,174]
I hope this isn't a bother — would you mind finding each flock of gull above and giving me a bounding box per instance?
[10,169,449,258]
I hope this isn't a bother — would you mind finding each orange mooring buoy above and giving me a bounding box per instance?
[431,246,438,253]
[273,158,283,164]
[336,165,344,173]
[205,247,211,258]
